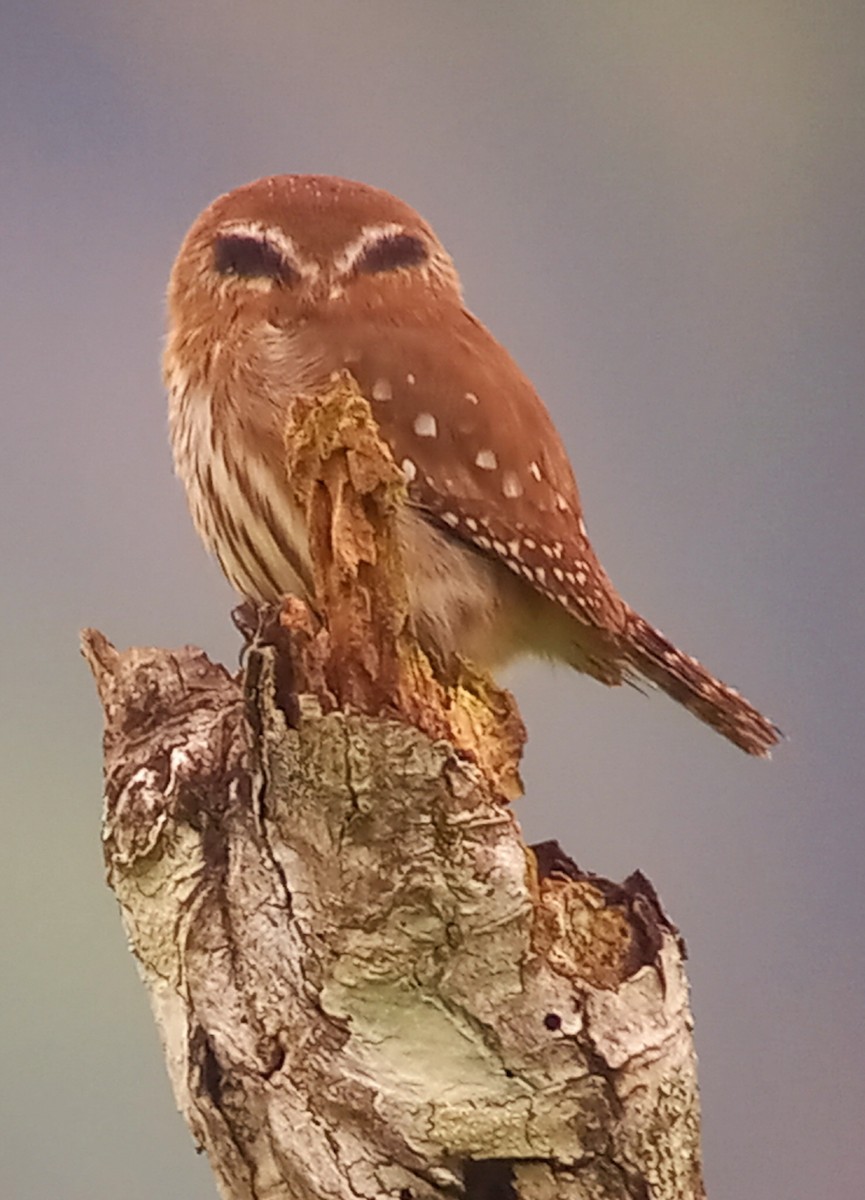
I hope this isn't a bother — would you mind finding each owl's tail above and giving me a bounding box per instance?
[623,609,782,757]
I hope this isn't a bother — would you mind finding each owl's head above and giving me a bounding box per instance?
[167,175,462,337]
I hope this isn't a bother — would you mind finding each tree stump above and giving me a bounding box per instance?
[82,375,705,1199]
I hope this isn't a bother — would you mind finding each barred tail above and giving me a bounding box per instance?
[624,609,781,757]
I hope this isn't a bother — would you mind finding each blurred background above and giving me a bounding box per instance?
[1,2,862,1197]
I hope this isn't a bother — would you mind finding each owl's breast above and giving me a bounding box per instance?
[167,364,312,604]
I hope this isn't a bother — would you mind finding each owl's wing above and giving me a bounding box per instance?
[317,306,627,634]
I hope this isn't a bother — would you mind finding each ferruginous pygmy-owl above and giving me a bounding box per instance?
[164,174,779,756]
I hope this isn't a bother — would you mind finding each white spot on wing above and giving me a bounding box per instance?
[401,457,417,482]
[372,378,392,401]
[414,412,438,438]
[502,471,523,498]
[475,449,498,470]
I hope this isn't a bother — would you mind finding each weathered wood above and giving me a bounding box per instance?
[82,375,705,1199]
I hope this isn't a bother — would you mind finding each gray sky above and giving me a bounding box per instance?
[2,3,863,1197]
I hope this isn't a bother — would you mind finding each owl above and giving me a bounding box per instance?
[164,175,779,756]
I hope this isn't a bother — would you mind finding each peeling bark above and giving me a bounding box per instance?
[82,376,705,1199]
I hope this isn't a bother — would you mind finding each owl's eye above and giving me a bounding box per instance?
[354,232,428,275]
[213,234,299,284]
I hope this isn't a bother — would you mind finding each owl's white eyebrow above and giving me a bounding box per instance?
[334,223,408,276]
[215,222,319,279]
